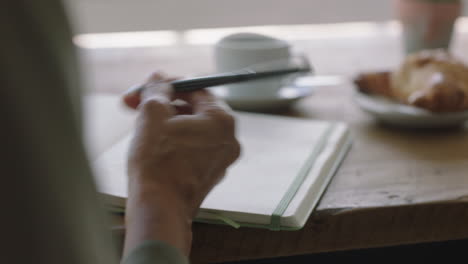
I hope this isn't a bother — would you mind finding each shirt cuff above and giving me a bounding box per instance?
[122,240,189,264]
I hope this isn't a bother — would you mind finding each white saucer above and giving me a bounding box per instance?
[353,90,468,128]
[210,75,343,111]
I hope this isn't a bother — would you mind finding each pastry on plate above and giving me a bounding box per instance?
[355,50,468,112]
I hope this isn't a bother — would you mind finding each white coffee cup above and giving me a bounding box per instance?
[214,33,294,99]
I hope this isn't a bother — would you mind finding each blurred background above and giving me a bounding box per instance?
[65,0,468,94]
[67,0,468,33]
[63,2,468,262]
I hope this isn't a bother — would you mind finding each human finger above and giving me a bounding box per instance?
[138,82,176,122]
[123,72,179,109]
[175,89,231,114]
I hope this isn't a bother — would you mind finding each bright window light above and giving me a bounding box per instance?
[183,22,399,45]
[73,18,468,49]
[73,30,178,49]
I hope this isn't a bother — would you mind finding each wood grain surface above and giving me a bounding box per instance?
[189,83,468,263]
[83,28,468,263]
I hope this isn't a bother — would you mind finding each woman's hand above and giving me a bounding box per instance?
[122,73,241,256]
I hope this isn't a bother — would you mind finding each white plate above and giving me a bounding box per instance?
[353,90,468,128]
[211,75,343,112]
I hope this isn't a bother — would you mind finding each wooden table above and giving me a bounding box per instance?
[189,85,468,263]
[81,25,468,263]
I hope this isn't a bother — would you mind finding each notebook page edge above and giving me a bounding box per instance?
[280,124,351,228]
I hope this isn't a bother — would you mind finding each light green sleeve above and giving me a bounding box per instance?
[123,241,189,264]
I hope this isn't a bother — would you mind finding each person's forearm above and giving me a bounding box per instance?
[123,181,193,257]
[122,74,240,260]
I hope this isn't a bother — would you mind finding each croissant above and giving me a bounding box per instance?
[355,50,468,112]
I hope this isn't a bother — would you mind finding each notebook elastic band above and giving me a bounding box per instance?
[201,212,241,229]
[269,124,335,230]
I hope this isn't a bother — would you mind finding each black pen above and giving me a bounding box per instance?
[128,63,312,94]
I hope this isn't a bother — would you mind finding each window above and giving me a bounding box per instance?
[68,0,399,33]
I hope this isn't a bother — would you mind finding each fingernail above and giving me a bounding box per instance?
[124,84,144,96]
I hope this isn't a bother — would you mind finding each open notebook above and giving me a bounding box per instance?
[84,94,351,230]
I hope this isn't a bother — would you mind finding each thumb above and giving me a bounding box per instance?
[123,85,143,109]
[123,72,179,109]
[122,80,171,110]
[137,82,176,123]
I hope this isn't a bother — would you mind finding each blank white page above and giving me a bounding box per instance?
[199,113,332,225]
[93,112,338,225]
[88,95,350,228]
